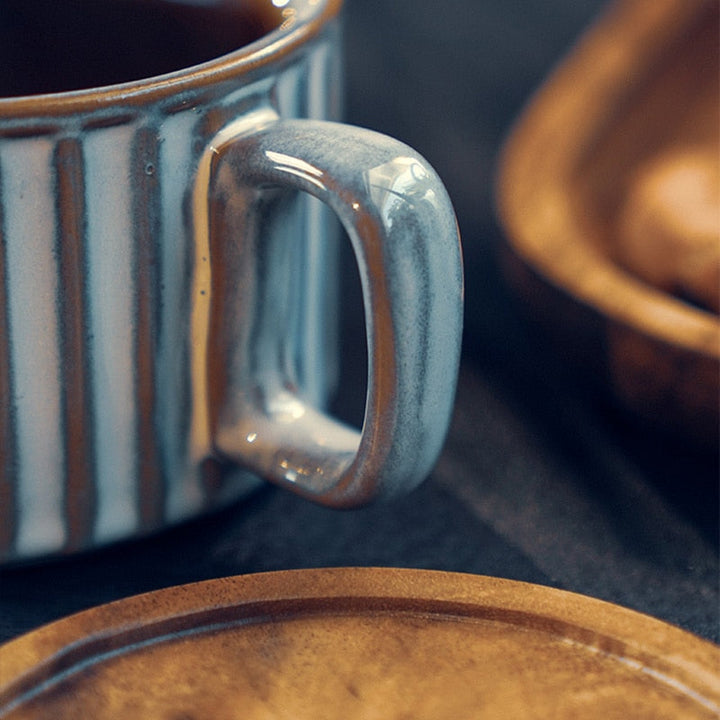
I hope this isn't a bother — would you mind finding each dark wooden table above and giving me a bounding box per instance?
[1,0,717,645]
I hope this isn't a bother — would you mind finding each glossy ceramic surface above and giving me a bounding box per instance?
[203,117,462,506]
[0,0,463,562]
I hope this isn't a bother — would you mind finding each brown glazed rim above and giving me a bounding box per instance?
[0,0,342,118]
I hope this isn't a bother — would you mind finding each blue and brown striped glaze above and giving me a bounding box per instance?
[0,1,344,561]
[0,0,463,563]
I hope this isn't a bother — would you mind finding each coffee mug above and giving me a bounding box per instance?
[0,0,463,563]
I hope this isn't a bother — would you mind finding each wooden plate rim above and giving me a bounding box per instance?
[0,568,718,714]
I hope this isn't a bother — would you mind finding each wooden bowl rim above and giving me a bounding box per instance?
[496,0,719,359]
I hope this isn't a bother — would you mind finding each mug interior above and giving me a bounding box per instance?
[0,0,331,100]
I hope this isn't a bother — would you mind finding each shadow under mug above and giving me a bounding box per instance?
[0,0,463,563]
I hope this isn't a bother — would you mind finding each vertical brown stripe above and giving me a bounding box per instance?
[0,162,17,555]
[54,137,96,552]
[133,126,164,530]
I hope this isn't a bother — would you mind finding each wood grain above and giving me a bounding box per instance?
[0,568,718,718]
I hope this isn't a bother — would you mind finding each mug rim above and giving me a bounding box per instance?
[0,0,342,118]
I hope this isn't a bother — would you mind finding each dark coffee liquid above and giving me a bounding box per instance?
[0,0,283,97]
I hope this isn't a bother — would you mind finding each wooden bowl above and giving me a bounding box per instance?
[496,0,719,446]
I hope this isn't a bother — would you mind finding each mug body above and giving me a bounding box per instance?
[0,0,343,561]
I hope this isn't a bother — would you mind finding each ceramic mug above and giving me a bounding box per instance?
[0,0,463,563]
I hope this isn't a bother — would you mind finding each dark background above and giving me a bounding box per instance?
[1,0,718,646]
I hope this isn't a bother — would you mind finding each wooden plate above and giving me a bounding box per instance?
[0,568,718,718]
[496,0,719,445]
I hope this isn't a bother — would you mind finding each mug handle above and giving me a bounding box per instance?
[192,112,463,507]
